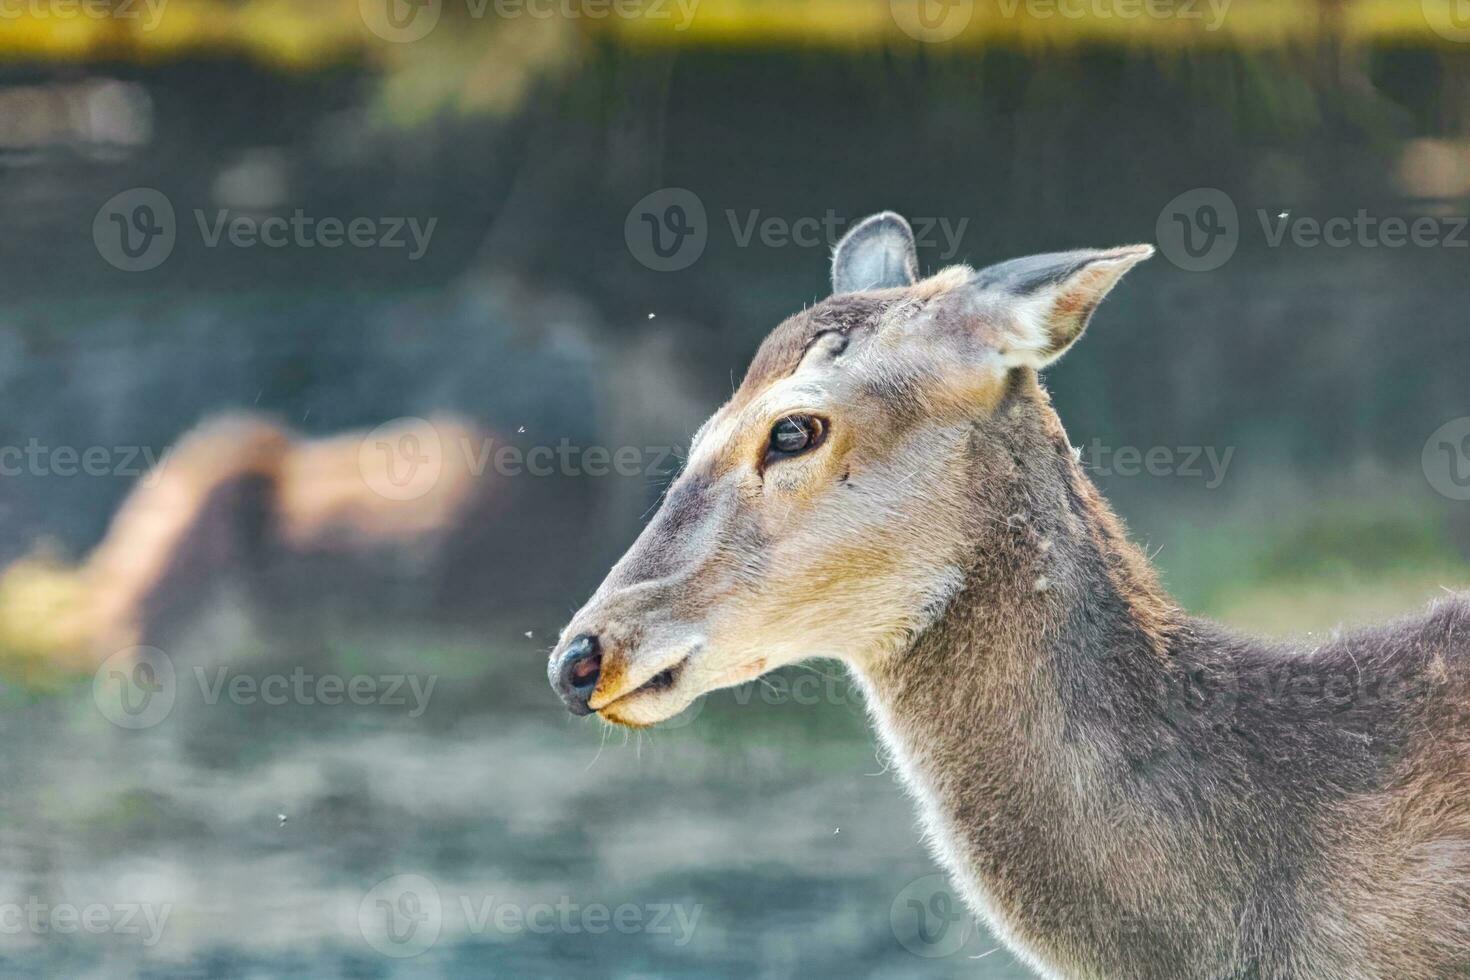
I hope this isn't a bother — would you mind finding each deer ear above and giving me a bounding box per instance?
[831,212,918,295]
[975,245,1153,368]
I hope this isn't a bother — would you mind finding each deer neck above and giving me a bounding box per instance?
[852,389,1190,966]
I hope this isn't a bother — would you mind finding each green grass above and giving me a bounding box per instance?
[1153,502,1470,637]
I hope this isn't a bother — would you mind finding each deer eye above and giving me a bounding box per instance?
[767,415,825,460]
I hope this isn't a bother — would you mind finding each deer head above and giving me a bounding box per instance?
[550,212,1152,726]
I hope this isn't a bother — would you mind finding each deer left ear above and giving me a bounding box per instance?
[976,245,1154,368]
[831,212,919,295]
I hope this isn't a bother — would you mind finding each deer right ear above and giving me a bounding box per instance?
[974,245,1154,369]
[831,212,918,295]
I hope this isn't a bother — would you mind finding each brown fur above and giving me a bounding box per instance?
[863,373,1469,977]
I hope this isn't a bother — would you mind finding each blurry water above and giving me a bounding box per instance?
[0,620,1031,978]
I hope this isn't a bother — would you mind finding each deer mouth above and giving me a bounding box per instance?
[609,657,686,706]
[595,664,687,728]
[590,643,699,719]
[637,660,685,694]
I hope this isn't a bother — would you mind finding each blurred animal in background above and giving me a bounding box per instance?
[87,413,507,653]
[0,412,583,666]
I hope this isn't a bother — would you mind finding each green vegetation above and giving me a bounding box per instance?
[1159,503,1470,636]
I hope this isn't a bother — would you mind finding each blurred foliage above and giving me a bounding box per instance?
[1253,508,1458,578]
[0,0,367,67]
[1158,503,1470,635]
[4,0,1470,129]
[5,0,1469,65]
[0,548,93,689]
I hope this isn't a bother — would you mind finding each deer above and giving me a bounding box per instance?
[548,212,1470,978]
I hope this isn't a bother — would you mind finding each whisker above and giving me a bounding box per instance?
[585,720,612,772]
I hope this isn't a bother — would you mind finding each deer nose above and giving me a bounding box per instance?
[552,634,602,715]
